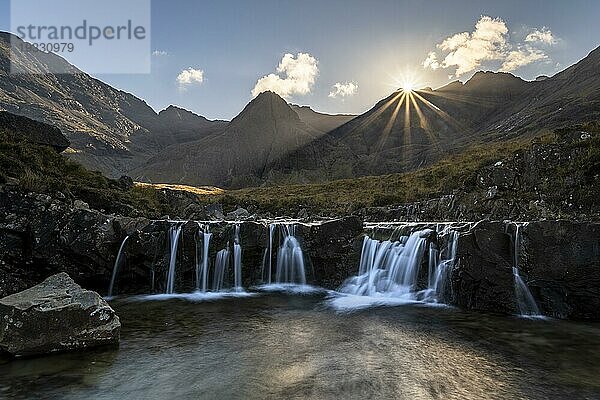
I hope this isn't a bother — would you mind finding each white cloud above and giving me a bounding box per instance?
[500,46,547,72]
[329,81,358,98]
[525,28,557,45]
[437,16,509,76]
[422,51,440,70]
[177,67,204,89]
[252,52,319,98]
[423,16,556,76]
[152,50,168,56]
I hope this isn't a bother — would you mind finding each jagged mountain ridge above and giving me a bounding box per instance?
[289,105,356,133]
[262,46,600,185]
[132,91,326,187]
[0,32,225,176]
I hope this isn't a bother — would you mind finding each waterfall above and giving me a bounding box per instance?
[233,224,243,291]
[165,224,183,294]
[196,223,212,292]
[261,223,276,284]
[107,235,130,297]
[275,224,307,285]
[213,248,230,292]
[339,230,430,299]
[423,229,458,303]
[511,224,541,316]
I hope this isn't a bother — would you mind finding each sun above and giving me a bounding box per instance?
[401,81,416,92]
[385,69,423,93]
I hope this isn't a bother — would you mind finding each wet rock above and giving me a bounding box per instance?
[451,221,517,314]
[302,217,364,289]
[226,207,250,220]
[0,188,144,298]
[205,204,224,220]
[0,273,120,357]
[521,221,600,319]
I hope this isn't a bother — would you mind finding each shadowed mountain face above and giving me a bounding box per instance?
[262,47,600,184]
[0,32,225,176]
[132,91,325,188]
[1,28,598,188]
[289,105,356,133]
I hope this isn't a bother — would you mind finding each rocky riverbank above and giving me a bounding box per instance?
[1,185,599,320]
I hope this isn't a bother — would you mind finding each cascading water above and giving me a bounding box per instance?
[422,228,459,303]
[274,224,307,285]
[165,224,183,294]
[213,247,230,292]
[511,224,542,317]
[196,223,212,292]
[107,235,130,297]
[340,230,430,299]
[233,224,243,291]
[261,223,276,284]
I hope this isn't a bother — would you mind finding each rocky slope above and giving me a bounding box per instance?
[263,46,600,185]
[0,32,224,176]
[132,91,326,188]
[289,104,355,133]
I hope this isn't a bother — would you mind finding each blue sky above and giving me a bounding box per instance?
[1,0,599,119]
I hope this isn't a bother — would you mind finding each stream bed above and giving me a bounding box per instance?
[2,290,600,399]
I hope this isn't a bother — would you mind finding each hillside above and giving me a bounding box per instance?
[290,104,355,133]
[0,32,224,177]
[132,91,325,188]
[262,46,600,185]
[198,122,600,221]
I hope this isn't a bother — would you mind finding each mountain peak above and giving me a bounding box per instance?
[234,91,299,125]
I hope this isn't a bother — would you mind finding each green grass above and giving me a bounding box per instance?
[194,124,600,217]
[194,135,543,215]
[0,131,169,217]
[2,121,599,219]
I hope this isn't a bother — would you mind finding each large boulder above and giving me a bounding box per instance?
[0,272,120,357]
[0,111,70,152]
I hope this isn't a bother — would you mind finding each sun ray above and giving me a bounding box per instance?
[412,91,473,135]
[404,91,411,149]
[376,92,406,152]
[409,92,442,152]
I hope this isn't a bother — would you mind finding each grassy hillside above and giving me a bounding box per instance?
[196,123,600,217]
[2,115,598,220]
[0,126,171,217]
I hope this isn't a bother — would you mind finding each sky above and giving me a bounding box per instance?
[1,0,599,120]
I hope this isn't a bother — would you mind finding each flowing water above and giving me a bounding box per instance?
[337,229,458,309]
[2,292,600,400]
[107,235,129,298]
[274,224,307,285]
[197,223,212,292]
[511,223,542,317]
[165,224,183,295]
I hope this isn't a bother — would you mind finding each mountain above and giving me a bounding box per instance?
[152,106,227,147]
[132,91,324,187]
[290,105,355,133]
[261,46,600,184]
[0,32,224,176]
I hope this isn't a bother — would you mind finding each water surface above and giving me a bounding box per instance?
[1,291,600,399]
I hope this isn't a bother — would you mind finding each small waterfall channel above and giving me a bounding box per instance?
[165,224,184,294]
[261,222,308,286]
[510,223,542,317]
[196,223,212,292]
[107,235,130,298]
